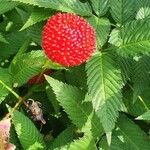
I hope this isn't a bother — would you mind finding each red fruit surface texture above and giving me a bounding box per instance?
[42,13,96,67]
[28,69,53,85]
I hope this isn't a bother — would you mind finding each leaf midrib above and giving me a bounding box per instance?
[98,54,110,130]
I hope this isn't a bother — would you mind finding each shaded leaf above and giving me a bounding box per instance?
[0,31,27,58]
[90,0,109,16]
[0,0,17,15]
[110,0,136,24]
[132,56,150,102]
[48,126,74,150]
[88,16,110,48]
[20,7,53,31]
[0,33,8,43]
[116,114,150,150]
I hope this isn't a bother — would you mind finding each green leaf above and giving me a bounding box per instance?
[48,126,74,150]
[10,50,63,86]
[108,29,122,47]
[15,6,30,23]
[110,0,136,24]
[136,110,150,120]
[99,136,125,150]
[136,0,150,19]
[109,136,125,150]
[68,135,97,150]
[0,33,8,43]
[90,0,109,16]
[10,50,47,86]
[45,76,103,138]
[117,56,133,84]
[118,19,150,55]
[64,65,87,90]
[0,68,12,103]
[10,126,22,150]
[56,135,97,150]
[0,0,17,15]
[86,52,123,134]
[136,8,150,20]
[11,38,30,62]
[46,85,60,115]
[5,8,25,32]
[11,110,45,149]
[28,143,44,150]
[83,103,104,138]
[100,114,150,150]
[132,56,150,102]
[123,87,150,117]
[10,0,92,16]
[0,31,27,58]
[27,22,43,45]
[115,114,150,150]
[45,76,86,127]
[20,7,52,31]
[88,16,111,48]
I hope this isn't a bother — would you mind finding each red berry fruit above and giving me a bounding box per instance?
[28,69,53,85]
[42,13,96,67]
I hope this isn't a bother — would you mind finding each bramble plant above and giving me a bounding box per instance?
[0,0,150,150]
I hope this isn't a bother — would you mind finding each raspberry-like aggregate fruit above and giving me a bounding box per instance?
[28,69,53,85]
[42,13,96,67]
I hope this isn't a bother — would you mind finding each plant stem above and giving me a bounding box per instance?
[0,80,23,118]
[138,96,149,111]
[0,80,19,99]
[127,83,149,111]
[1,59,53,118]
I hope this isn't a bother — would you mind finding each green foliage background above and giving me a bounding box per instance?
[0,0,150,149]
